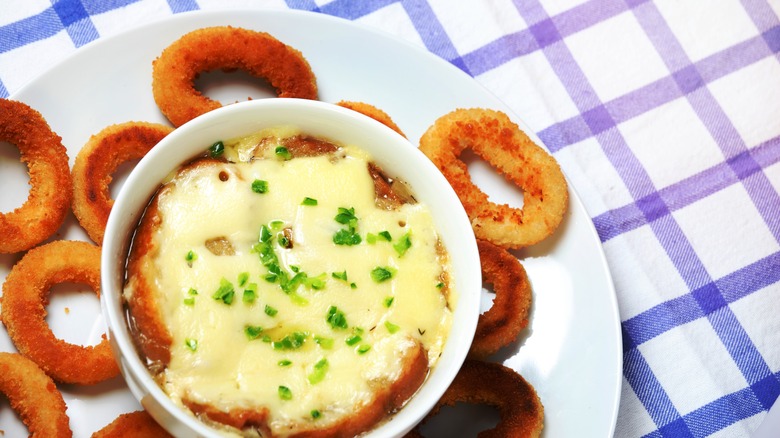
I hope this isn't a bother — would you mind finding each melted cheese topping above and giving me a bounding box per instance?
[137,131,454,435]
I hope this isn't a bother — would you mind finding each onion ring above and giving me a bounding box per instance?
[0,98,72,254]
[336,100,406,137]
[0,352,72,437]
[470,239,532,359]
[152,26,318,127]
[407,360,544,438]
[91,411,172,438]
[72,121,173,245]
[1,240,120,384]
[419,108,568,249]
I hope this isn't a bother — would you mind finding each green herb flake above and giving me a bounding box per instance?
[278,359,292,367]
[332,271,348,282]
[237,272,250,287]
[183,297,195,306]
[384,321,400,334]
[371,267,396,283]
[212,278,235,305]
[334,207,358,227]
[378,231,392,242]
[264,304,278,317]
[311,410,321,419]
[251,179,269,194]
[314,336,334,349]
[188,288,199,295]
[208,141,224,158]
[326,306,348,330]
[345,335,362,346]
[366,233,377,244]
[383,296,394,308]
[436,282,445,289]
[333,229,361,246]
[275,146,292,161]
[185,250,198,265]
[272,331,308,350]
[185,338,198,352]
[242,288,256,304]
[393,231,412,257]
[307,358,329,384]
[245,325,264,340]
[259,225,273,243]
[301,197,318,206]
[357,344,371,354]
[278,385,292,400]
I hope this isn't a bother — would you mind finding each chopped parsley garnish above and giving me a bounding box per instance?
[378,231,392,242]
[383,296,394,308]
[332,271,348,281]
[357,344,372,354]
[301,197,318,206]
[212,278,235,304]
[208,141,224,158]
[272,331,308,350]
[242,288,256,304]
[384,321,400,334]
[393,231,412,257]
[251,179,269,194]
[332,207,361,246]
[307,358,329,384]
[278,359,292,366]
[371,267,396,283]
[264,304,278,317]
[275,146,292,160]
[436,282,445,289]
[345,334,362,346]
[278,385,292,400]
[185,338,198,352]
[326,306,348,330]
[311,410,321,419]
[184,288,198,305]
[333,229,362,246]
[238,272,250,287]
[185,250,197,267]
[314,336,334,349]
[244,325,264,340]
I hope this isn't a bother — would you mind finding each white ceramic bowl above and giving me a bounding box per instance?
[101,98,481,437]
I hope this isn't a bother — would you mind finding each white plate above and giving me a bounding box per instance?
[0,9,621,437]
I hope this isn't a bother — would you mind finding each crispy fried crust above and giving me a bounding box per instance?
[0,98,72,254]
[285,339,428,438]
[125,187,172,365]
[91,410,172,438]
[419,108,568,249]
[469,240,532,359]
[152,26,318,127]
[336,101,406,138]
[407,360,544,438]
[1,240,119,384]
[72,121,173,245]
[0,352,72,437]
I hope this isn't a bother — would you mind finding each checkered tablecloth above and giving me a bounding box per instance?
[2,1,779,437]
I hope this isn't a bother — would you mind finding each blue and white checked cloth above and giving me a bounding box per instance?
[2,1,779,437]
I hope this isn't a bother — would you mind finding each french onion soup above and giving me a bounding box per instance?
[123,127,455,437]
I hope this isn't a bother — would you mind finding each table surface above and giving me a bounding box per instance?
[2,1,779,437]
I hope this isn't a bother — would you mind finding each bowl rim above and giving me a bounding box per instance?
[100,98,481,437]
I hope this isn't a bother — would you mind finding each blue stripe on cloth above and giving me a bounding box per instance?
[400,0,470,74]
[0,9,63,54]
[624,347,689,432]
[593,136,780,243]
[285,0,321,13]
[167,0,199,13]
[317,0,397,19]
[51,0,99,48]
[625,250,780,347]
[0,79,8,99]
[81,0,141,15]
